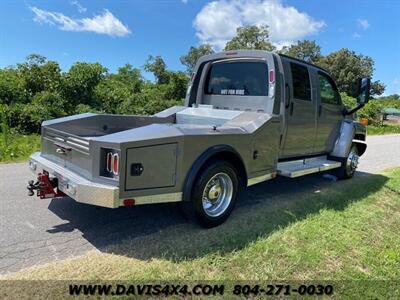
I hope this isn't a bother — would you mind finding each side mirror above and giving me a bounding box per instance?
[344,77,371,116]
[357,77,371,105]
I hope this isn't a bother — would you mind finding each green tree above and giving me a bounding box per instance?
[319,49,385,97]
[95,78,133,114]
[166,71,189,100]
[370,80,386,96]
[0,68,27,105]
[180,44,214,74]
[144,55,170,84]
[224,25,276,51]
[17,54,62,96]
[7,103,48,133]
[31,91,66,118]
[61,62,107,110]
[94,64,144,114]
[115,64,143,93]
[280,40,322,64]
[6,91,67,134]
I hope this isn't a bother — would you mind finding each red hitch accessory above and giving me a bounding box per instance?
[27,172,65,199]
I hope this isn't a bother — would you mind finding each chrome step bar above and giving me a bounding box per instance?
[277,156,341,178]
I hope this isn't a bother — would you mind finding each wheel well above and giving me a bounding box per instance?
[354,133,366,141]
[202,151,247,186]
[353,141,367,156]
[182,147,248,202]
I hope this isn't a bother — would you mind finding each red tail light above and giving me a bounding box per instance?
[102,149,120,178]
[123,199,135,206]
[113,153,119,175]
[269,69,275,83]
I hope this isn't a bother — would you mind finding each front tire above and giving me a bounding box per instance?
[334,145,359,179]
[182,160,239,228]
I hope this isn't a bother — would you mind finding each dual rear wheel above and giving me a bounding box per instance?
[181,160,239,228]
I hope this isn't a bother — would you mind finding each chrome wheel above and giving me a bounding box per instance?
[346,147,359,176]
[202,172,233,217]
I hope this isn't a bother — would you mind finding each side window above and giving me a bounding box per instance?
[318,72,341,105]
[290,63,311,101]
[205,61,268,96]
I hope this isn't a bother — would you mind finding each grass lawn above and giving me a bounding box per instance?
[2,168,400,298]
[367,124,400,135]
[0,134,40,163]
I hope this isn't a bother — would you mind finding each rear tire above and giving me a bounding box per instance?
[181,160,239,228]
[334,145,359,179]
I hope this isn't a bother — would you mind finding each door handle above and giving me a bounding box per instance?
[290,102,294,115]
[285,83,291,108]
[318,105,322,117]
[54,143,71,155]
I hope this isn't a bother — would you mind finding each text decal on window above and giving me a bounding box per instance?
[221,89,245,95]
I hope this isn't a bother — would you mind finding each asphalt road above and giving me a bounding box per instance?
[0,134,399,275]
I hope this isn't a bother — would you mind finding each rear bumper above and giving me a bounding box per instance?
[28,152,183,208]
[29,152,119,208]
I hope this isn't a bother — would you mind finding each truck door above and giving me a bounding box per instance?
[281,61,317,157]
[314,71,343,153]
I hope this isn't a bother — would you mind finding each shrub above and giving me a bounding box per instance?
[341,92,383,125]
[0,104,9,145]
[0,68,28,105]
[75,104,98,114]
[8,103,49,134]
[0,133,40,162]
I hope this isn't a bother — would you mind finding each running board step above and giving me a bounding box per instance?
[277,156,341,178]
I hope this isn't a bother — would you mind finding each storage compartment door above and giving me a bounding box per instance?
[125,143,177,190]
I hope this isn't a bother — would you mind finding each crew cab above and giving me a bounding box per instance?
[28,50,370,227]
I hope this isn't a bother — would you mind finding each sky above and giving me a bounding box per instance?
[0,0,399,95]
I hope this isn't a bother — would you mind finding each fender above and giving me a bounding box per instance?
[182,145,247,202]
[330,120,367,158]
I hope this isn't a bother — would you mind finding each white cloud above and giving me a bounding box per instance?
[193,0,325,50]
[272,40,294,50]
[31,7,130,37]
[182,0,188,3]
[357,18,370,30]
[353,32,361,39]
[70,0,87,13]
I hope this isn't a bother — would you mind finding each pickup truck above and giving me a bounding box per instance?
[27,50,370,227]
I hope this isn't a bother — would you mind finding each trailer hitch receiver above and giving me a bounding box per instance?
[27,172,65,199]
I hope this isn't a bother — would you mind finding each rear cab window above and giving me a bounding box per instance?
[205,61,269,96]
[290,62,311,101]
